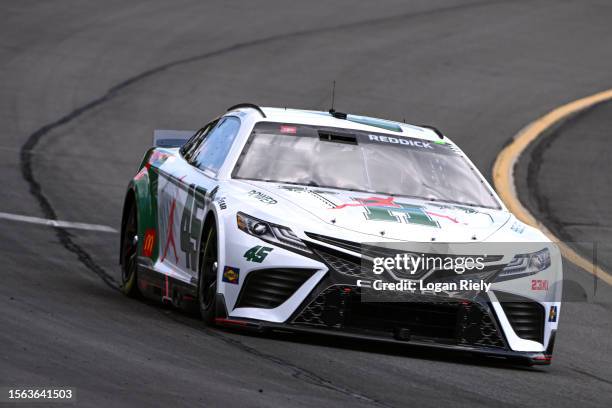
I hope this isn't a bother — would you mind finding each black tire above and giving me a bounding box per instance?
[120,201,140,297]
[198,225,218,325]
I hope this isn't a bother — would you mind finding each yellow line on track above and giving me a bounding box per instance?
[493,89,612,286]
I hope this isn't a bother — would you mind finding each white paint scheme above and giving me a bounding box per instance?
[146,106,562,354]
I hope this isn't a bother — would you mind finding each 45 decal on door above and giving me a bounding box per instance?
[180,184,207,271]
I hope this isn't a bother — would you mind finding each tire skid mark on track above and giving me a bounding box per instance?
[569,366,612,387]
[157,309,396,408]
[525,109,591,244]
[207,330,394,407]
[158,309,525,408]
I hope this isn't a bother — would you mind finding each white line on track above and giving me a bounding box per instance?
[0,211,118,233]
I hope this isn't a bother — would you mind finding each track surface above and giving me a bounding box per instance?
[2,1,612,407]
[517,99,612,273]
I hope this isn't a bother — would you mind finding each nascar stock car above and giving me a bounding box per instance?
[119,103,562,365]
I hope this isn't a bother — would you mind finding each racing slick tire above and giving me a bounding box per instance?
[120,200,140,298]
[198,223,218,325]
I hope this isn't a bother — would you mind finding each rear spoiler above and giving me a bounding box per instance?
[153,129,195,148]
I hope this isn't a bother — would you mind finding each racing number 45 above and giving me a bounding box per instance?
[244,246,273,263]
[180,184,207,271]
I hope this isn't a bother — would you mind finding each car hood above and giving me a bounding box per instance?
[241,181,510,242]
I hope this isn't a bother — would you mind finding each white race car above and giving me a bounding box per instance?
[120,103,562,365]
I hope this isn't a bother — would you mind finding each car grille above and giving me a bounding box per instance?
[495,291,545,344]
[293,285,505,348]
[235,268,316,309]
[309,244,368,278]
[456,302,505,348]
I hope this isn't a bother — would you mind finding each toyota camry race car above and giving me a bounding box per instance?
[120,103,562,365]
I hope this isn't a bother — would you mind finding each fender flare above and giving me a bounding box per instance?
[119,168,157,264]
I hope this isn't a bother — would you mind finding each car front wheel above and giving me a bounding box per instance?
[198,225,218,325]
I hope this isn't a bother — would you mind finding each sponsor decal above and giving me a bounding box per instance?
[280,125,297,134]
[142,228,156,257]
[277,185,339,195]
[511,221,526,234]
[159,174,188,265]
[248,190,277,204]
[278,185,308,192]
[548,305,558,322]
[367,134,433,149]
[531,279,549,291]
[330,196,440,228]
[243,246,273,263]
[161,195,180,263]
[222,266,240,284]
[361,133,457,156]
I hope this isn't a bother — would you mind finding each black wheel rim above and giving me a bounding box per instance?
[122,206,138,283]
[199,228,218,311]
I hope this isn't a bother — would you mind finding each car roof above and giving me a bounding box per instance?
[227,106,448,143]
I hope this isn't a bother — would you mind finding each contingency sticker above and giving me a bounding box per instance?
[247,190,277,204]
[223,266,240,284]
[548,305,558,322]
[142,228,156,257]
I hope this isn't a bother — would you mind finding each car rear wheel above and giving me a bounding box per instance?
[121,201,140,297]
[199,225,218,325]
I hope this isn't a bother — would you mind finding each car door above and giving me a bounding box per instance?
[156,116,242,284]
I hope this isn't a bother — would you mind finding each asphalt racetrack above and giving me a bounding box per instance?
[2,1,612,407]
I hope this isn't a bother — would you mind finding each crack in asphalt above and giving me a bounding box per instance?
[17,0,507,405]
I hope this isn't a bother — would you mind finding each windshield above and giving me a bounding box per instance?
[233,122,500,209]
